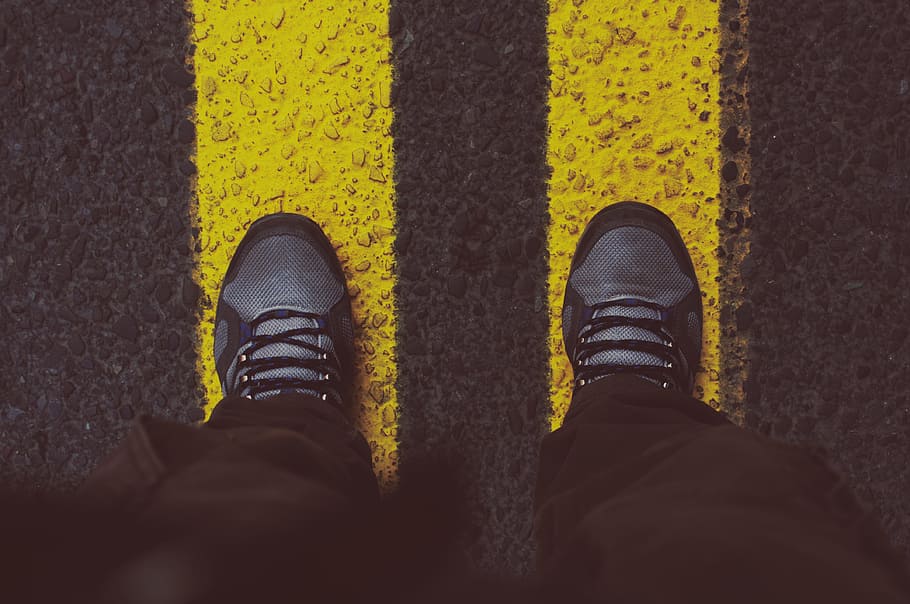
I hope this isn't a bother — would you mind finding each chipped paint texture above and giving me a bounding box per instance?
[192,0,398,484]
[547,0,722,428]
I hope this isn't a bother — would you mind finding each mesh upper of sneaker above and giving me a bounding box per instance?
[569,227,694,307]
[586,304,665,368]
[222,234,343,319]
[567,226,697,383]
[216,233,345,398]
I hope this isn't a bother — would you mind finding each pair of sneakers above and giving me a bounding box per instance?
[213,202,702,405]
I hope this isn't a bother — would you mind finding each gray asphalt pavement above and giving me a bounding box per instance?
[1,0,908,574]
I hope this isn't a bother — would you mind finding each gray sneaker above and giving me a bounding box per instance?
[562,202,703,394]
[213,213,355,405]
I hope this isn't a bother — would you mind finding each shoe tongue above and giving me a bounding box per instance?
[249,315,330,399]
[586,304,665,369]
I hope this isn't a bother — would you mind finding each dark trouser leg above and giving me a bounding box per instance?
[534,375,910,603]
[73,393,380,601]
[83,393,378,527]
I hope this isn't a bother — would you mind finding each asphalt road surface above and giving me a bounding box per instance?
[1,0,908,575]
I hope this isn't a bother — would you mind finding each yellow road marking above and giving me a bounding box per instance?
[547,0,723,428]
[192,0,398,484]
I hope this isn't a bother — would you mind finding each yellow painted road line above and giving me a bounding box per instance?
[547,1,723,428]
[191,0,398,484]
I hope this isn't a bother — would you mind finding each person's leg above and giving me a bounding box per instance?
[83,212,377,524]
[535,376,910,603]
[536,202,910,603]
[70,392,379,600]
[81,391,378,534]
[68,214,383,601]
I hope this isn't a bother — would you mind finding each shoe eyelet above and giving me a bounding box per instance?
[666,361,673,369]
[240,375,249,383]
[321,393,328,401]
[239,354,247,363]
[244,395,252,400]
[578,379,586,387]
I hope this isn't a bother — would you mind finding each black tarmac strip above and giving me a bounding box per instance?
[742,0,910,555]
[0,0,909,578]
[0,2,199,489]
[390,0,551,573]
